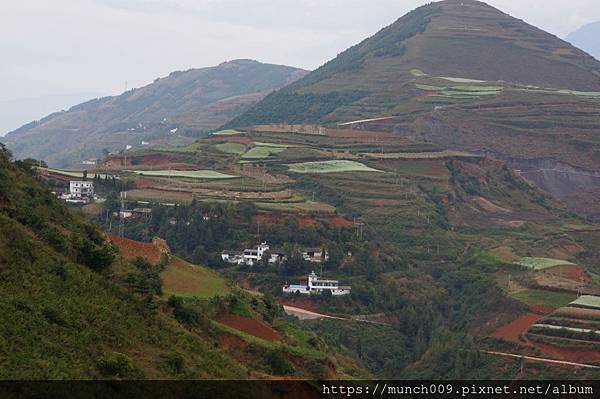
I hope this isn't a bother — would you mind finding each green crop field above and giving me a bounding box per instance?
[252,142,290,148]
[212,129,243,135]
[241,145,288,159]
[161,257,230,298]
[570,295,600,310]
[215,142,246,155]
[510,289,577,308]
[130,170,237,179]
[515,257,575,270]
[286,160,382,174]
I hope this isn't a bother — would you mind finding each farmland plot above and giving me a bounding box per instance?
[286,160,382,174]
[130,170,237,179]
[216,142,246,155]
[241,142,291,159]
[515,257,575,270]
[570,295,600,310]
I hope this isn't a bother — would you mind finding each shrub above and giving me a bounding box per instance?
[96,353,144,379]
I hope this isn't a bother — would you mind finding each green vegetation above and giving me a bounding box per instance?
[242,145,288,159]
[161,257,230,298]
[215,142,246,155]
[212,129,244,136]
[515,257,575,270]
[570,295,600,309]
[286,160,382,174]
[510,289,577,308]
[0,146,245,379]
[130,170,237,179]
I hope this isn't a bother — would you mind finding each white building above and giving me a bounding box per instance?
[242,242,270,266]
[222,242,288,266]
[301,248,329,263]
[69,181,94,198]
[283,271,350,296]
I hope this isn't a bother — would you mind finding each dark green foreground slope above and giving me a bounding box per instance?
[0,145,247,379]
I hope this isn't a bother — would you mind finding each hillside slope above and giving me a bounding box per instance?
[0,145,359,380]
[1,60,307,167]
[228,0,600,128]
[225,0,600,217]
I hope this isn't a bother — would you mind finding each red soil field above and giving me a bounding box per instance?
[328,216,354,228]
[107,234,162,264]
[491,313,543,343]
[280,297,318,312]
[218,332,248,351]
[526,339,600,363]
[548,264,586,282]
[297,216,317,226]
[217,315,281,342]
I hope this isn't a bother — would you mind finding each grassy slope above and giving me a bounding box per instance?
[161,257,231,298]
[0,155,245,379]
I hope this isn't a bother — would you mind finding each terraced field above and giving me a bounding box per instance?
[215,142,246,155]
[286,160,382,174]
[241,143,290,159]
[515,257,575,270]
[130,170,237,179]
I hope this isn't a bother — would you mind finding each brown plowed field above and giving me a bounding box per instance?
[108,234,162,264]
[217,315,282,342]
[545,264,586,282]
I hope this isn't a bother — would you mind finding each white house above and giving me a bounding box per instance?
[69,181,94,198]
[301,248,329,263]
[283,271,350,296]
[222,242,289,266]
[242,242,270,266]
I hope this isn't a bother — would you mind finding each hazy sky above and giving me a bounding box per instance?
[1,0,598,102]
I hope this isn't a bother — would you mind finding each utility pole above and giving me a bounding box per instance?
[119,191,125,237]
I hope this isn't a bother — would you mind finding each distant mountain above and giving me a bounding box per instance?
[2,60,307,167]
[228,0,600,129]
[567,22,600,61]
[0,93,102,137]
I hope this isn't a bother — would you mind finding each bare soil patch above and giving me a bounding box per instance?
[107,234,162,264]
[491,313,543,343]
[217,315,282,342]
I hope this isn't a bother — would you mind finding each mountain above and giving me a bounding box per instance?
[228,0,600,128]
[226,0,600,218]
[1,60,307,167]
[567,22,600,61]
[0,93,102,137]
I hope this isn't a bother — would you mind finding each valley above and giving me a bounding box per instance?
[34,121,600,379]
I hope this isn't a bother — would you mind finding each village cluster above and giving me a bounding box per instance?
[221,242,329,266]
[56,181,351,296]
[221,242,351,295]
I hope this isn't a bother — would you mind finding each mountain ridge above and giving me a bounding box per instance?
[226,0,600,129]
[2,59,307,167]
